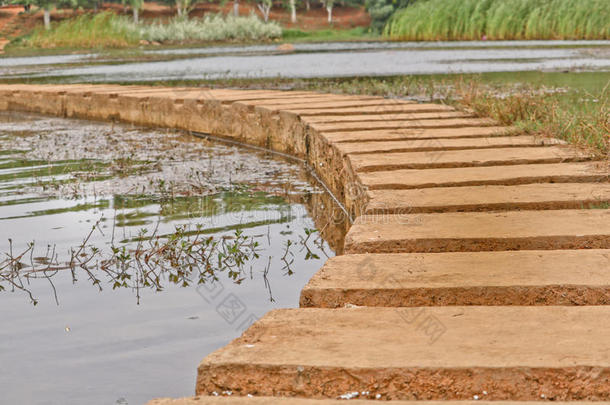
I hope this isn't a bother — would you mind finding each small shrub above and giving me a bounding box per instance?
[139,14,282,43]
[23,12,281,49]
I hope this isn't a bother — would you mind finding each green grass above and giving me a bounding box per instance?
[452,77,609,155]
[25,12,140,49]
[385,0,610,40]
[19,12,282,50]
[282,27,378,42]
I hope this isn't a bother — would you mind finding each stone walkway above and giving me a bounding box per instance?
[0,84,608,403]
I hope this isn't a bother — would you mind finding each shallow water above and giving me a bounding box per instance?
[0,111,342,405]
[1,40,608,82]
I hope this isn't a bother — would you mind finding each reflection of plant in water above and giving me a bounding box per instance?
[102,224,261,304]
[1,114,336,305]
[1,218,326,306]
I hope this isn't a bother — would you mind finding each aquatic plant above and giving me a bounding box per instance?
[0,216,330,305]
[385,0,610,40]
[0,221,263,305]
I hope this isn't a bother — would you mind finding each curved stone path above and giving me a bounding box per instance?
[0,84,608,403]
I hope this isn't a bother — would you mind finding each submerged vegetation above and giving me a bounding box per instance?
[385,0,610,40]
[24,12,282,49]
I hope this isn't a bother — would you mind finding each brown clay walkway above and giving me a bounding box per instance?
[0,84,608,403]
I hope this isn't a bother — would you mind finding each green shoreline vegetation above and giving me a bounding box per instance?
[22,12,282,49]
[5,0,608,51]
[385,0,609,40]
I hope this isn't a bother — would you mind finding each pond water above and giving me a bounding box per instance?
[0,111,343,405]
[0,40,608,82]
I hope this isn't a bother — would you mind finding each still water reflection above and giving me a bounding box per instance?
[0,111,343,405]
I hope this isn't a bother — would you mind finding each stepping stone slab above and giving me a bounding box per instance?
[365,183,610,213]
[300,250,610,307]
[255,99,416,110]
[335,135,562,155]
[303,111,471,123]
[236,95,377,106]
[358,162,609,190]
[322,126,515,142]
[196,306,610,401]
[348,146,592,172]
[344,209,610,253]
[310,117,497,132]
[293,103,456,116]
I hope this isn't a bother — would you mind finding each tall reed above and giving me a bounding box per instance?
[385,0,610,40]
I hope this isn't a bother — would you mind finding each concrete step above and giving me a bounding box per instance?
[344,209,610,253]
[300,250,610,307]
[147,398,588,405]
[321,126,516,142]
[190,90,322,103]
[303,110,472,123]
[348,146,592,172]
[148,398,592,405]
[253,99,416,110]
[310,117,497,132]
[196,306,610,401]
[365,183,610,213]
[235,95,377,106]
[358,162,609,190]
[335,135,562,156]
[293,103,456,116]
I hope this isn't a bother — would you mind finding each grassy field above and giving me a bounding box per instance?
[282,27,378,42]
[385,0,609,40]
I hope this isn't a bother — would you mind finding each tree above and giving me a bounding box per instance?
[174,0,194,17]
[11,0,76,29]
[320,0,333,23]
[159,0,195,18]
[257,0,272,22]
[288,0,296,22]
[122,0,143,23]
